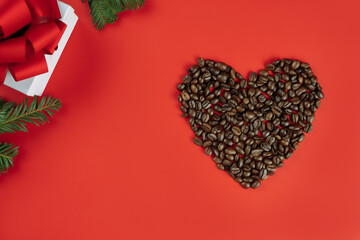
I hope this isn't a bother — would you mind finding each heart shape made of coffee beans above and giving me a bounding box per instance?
[177,58,324,189]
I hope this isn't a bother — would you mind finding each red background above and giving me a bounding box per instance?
[1,0,360,239]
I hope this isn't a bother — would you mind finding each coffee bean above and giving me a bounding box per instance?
[208,133,217,141]
[271,106,282,116]
[217,62,228,71]
[181,91,190,101]
[291,60,300,69]
[246,111,256,119]
[177,83,186,91]
[259,168,268,180]
[190,84,198,93]
[235,146,245,155]
[240,79,248,88]
[193,137,203,146]
[225,148,236,155]
[231,126,241,136]
[202,101,211,109]
[201,123,212,132]
[259,70,268,77]
[241,177,253,183]
[201,113,210,123]
[249,72,257,82]
[266,165,277,171]
[260,142,271,152]
[217,163,225,170]
[251,180,261,189]
[213,157,222,164]
[179,105,187,113]
[266,64,275,71]
[205,147,213,156]
[203,140,212,148]
[230,165,241,174]
[230,69,236,80]
[241,182,250,189]
[251,149,263,157]
[217,142,224,151]
[304,124,313,133]
[224,139,233,147]
[198,57,205,67]
[317,91,324,99]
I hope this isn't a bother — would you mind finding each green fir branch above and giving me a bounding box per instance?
[0,96,61,175]
[0,96,62,134]
[0,143,19,174]
[83,0,145,30]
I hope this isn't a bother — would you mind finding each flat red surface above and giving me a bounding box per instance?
[0,0,360,239]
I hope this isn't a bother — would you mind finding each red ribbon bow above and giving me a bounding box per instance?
[0,0,66,82]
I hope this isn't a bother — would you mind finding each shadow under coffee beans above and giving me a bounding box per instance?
[177,58,324,189]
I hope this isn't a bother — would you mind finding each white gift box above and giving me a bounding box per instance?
[3,1,78,96]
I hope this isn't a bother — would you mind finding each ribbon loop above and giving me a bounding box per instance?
[0,0,32,38]
[26,22,61,55]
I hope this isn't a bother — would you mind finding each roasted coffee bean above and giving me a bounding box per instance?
[241,182,250,189]
[201,123,212,132]
[177,83,186,91]
[180,105,188,113]
[266,165,277,171]
[291,60,300,69]
[201,113,210,123]
[205,147,213,156]
[249,72,257,82]
[263,159,273,165]
[217,142,225,151]
[235,146,245,155]
[213,157,222,164]
[193,137,203,146]
[260,142,271,152]
[231,126,241,136]
[304,124,313,133]
[266,64,275,71]
[317,91,324,99]
[259,169,268,180]
[230,165,241,175]
[217,163,225,170]
[198,57,205,67]
[224,139,233,146]
[208,133,217,141]
[177,58,323,189]
[181,91,190,101]
[243,171,251,177]
[202,101,211,109]
[225,148,236,155]
[246,111,256,119]
[251,180,261,189]
[190,84,198,94]
[251,149,263,157]
[216,62,228,71]
[203,140,212,148]
[271,106,282,116]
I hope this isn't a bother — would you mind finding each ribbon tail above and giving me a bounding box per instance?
[9,53,47,81]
